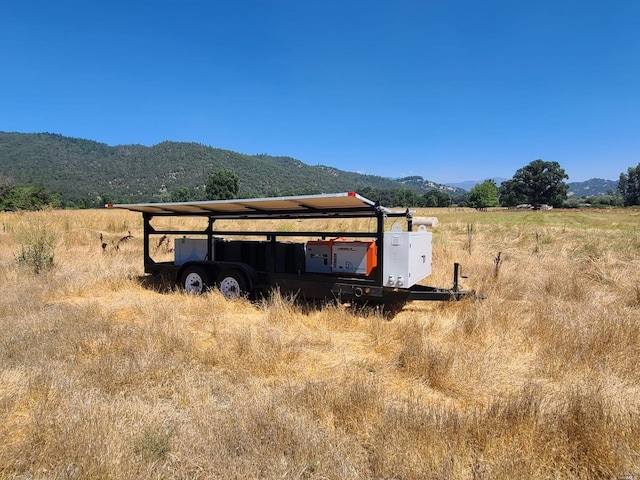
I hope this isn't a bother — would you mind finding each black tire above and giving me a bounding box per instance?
[216,270,248,300]
[180,266,209,294]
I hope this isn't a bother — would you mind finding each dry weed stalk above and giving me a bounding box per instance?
[100,230,135,253]
[493,251,503,278]
[155,233,173,253]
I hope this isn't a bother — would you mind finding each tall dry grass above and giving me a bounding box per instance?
[1,207,639,479]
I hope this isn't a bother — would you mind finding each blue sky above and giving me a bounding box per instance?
[2,1,639,183]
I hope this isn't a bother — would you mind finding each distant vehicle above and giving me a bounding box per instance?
[107,192,474,305]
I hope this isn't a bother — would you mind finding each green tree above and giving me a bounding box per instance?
[170,186,192,202]
[497,179,528,207]
[423,190,452,207]
[617,163,640,206]
[393,188,424,207]
[205,169,240,200]
[468,180,499,209]
[499,159,569,208]
[358,187,396,207]
[0,186,60,211]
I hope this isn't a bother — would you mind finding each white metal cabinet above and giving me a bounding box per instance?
[382,226,432,288]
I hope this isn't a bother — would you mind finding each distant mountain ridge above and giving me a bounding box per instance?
[566,178,619,197]
[445,178,508,191]
[0,132,457,205]
[395,176,467,195]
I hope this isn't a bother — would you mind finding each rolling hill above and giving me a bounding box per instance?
[1,132,619,206]
[0,132,462,205]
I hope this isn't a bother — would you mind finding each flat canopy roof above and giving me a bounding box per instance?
[107,192,402,218]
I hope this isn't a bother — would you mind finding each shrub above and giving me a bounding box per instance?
[15,214,56,273]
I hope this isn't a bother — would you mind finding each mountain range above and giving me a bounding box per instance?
[0,132,618,205]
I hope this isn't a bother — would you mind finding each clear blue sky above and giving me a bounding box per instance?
[2,1,639,183]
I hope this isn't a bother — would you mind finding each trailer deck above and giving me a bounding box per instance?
[107,192,474,304]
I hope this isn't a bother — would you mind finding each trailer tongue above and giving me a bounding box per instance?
[107,192,474,304]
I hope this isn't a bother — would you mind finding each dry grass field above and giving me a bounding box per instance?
[1,206,639,479]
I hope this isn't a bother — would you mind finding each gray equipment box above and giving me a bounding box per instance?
[306,241,332,273]
[174,238,209,265]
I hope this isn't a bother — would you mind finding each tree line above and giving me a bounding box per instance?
[0,174,61,211]
[199,161,640,209]
[2,161,640,211]
[462,160,639,209]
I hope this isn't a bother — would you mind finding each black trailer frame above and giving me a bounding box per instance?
[107,192,474,303]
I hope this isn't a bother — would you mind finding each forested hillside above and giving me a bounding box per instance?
[3,132,619,210]
[0,132,429,206]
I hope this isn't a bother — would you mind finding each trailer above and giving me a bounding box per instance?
[107,192,474,305]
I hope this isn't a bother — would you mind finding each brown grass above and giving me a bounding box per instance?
[1,207,639,479]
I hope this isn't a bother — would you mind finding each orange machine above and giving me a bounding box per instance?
[306,239,377,276]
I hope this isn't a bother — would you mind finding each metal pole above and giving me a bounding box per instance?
[143,213,153,271]
[376,206,385,286]
[207,217,215,261]
[453,263,460,292]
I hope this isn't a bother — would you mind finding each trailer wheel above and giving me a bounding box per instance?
[217,270,248,300]
[181,266,209,294]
